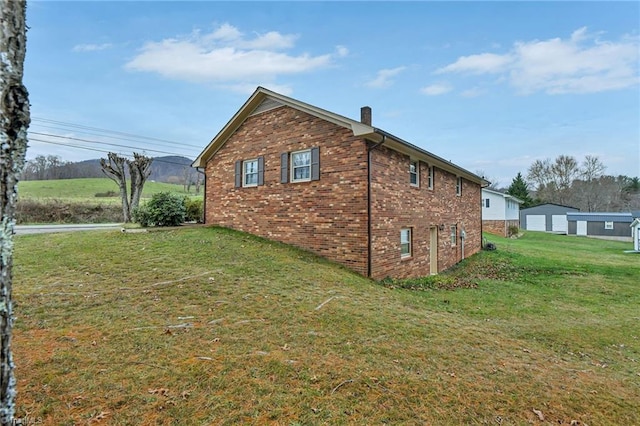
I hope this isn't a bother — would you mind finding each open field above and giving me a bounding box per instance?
[13,229,640,425]
[18,178,198,203]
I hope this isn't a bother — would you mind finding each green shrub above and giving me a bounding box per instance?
[508,225,520,237]
[134,192,186,227]
[184,197,204,223]
[132,205,153,227]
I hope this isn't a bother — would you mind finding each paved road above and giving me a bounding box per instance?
[14,223,123,235]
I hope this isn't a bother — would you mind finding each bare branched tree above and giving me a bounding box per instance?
[0,0,30,422]
[100,152,153,222]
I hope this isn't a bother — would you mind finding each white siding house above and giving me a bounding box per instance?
[481,188,522,237]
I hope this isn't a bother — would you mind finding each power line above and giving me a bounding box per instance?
[30,131,191,157]
[32,117,202,148]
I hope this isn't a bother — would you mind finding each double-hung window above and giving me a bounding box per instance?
[235,156,264,188]
[243,159,258,187]
[427,165,433,189]
[450,225,457,246]
[291,149,312,182]
[409,160,419,186]
[280,147,320,184]
[456,177,462,196]
[604,221,614,230]
[400,228,412,258]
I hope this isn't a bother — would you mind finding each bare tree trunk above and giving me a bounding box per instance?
[100,153,130,222]
[129,153,152,214]
[0,1,30,423]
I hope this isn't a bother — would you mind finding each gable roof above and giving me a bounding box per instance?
[521,202,579,211]
[193,86,486,185]
[481,188,524,204]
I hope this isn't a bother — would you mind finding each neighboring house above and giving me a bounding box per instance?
[520,203,580,234]
[192,87,487,280]
[481,188,522,237]
[567,212,634,241]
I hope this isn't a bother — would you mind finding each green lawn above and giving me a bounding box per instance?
[18,178,198,203]
[12,229,640,425]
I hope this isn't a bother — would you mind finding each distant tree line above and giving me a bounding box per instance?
[505,154,640,212]
[20,154,103,180]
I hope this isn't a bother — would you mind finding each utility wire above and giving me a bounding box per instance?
[30,131,194,157]
[31,117,201,148]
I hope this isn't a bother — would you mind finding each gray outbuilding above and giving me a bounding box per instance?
[520,203,580,234]
[567,212,633,240]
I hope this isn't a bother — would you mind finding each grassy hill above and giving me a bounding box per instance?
[18,177,199,203]
[13,230,640,424]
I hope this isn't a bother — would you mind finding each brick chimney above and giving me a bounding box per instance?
[361,106,372,126]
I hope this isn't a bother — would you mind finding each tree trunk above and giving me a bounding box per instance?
[128,153,152,214]
[0,1,30,423]
[100,153,130,222]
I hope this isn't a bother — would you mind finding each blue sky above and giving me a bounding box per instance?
[25,1,639,187]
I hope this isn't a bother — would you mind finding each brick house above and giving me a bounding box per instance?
[193,87,486,280]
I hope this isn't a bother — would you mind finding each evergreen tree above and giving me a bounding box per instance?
[507,172,533,208]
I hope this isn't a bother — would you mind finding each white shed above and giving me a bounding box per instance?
[631,218,640,252]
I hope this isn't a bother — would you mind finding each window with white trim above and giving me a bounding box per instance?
[604,221,614,230]
[427,165,433,189]
[400,228,412,258]
[291,149,311,182]
[456,177,462,196]
[450,225,457,246]
[243,159,258,187]
[409,160,419,186]
[235,156,263,188]
[485,198,490,208]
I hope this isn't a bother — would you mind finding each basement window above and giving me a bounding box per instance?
[400,228,412,258]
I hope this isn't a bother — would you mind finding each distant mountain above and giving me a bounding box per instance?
[22,155,196,183]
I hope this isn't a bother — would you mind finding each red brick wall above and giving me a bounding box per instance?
[369,146,482,280]
[483,219,520,237]
[204,106,370,275]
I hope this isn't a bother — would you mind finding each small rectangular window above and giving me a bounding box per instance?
[450,225,457,246]
[243,159,258,187]
[604,221,614,230]
[409,160,419,186]
[291,149,311,182]
[456,177,462,196]
[485,198,490,208]
[427,165,433,189]
[400,228,412,258]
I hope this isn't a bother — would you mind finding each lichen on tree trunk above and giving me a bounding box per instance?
[0,0,30,423]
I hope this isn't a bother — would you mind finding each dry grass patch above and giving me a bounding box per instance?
[12,228,640,425]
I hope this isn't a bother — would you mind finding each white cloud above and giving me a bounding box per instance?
[335,45,349,57]
[420,83,452,96]
[365,66,406,88]
[436,27,640,95]
[125,23,338,89]
[436,53,513,74]
[73,43,112,52]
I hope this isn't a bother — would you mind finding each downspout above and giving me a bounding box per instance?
[367,133,386,278]
[195,167,206,223]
